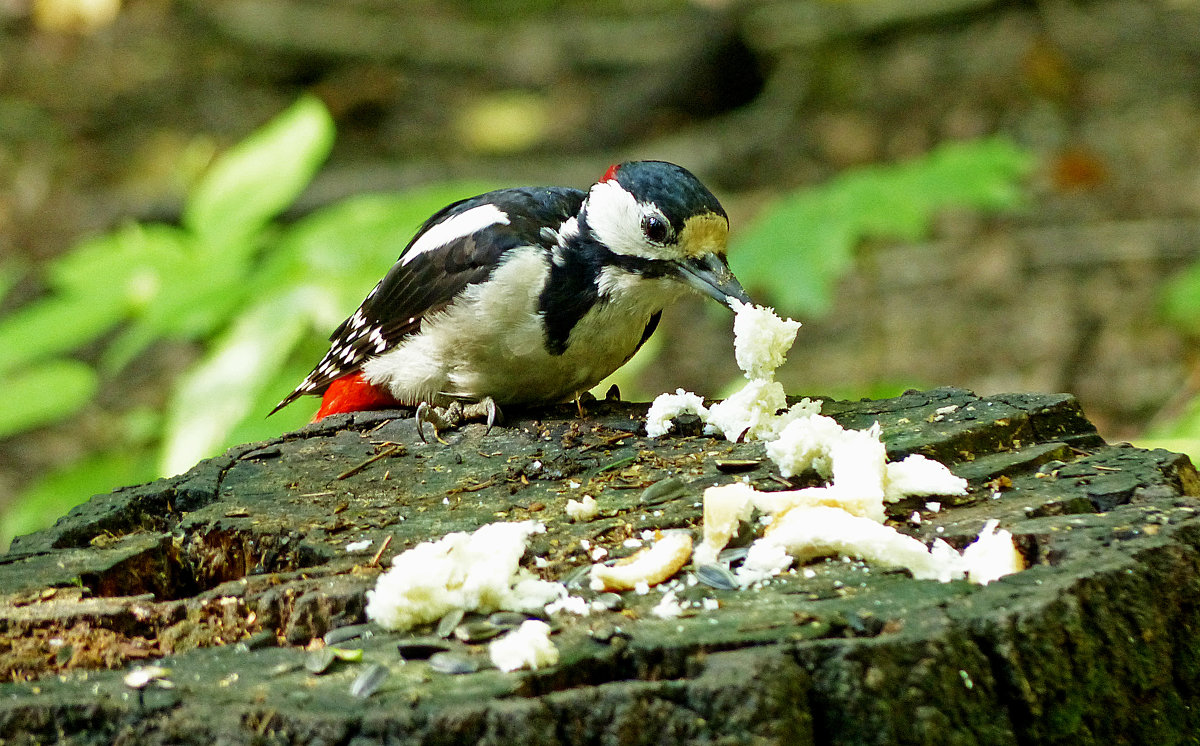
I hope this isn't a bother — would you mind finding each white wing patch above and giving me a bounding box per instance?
[401,203,510,266]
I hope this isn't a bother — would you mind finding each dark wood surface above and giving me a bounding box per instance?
[3,388,1199,744]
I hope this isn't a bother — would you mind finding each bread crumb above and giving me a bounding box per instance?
[729,299,803,379]
[489,620,558,672]
[694,482,756,565]
[565,494,599,522]
[644,302,813,442]
[590,531,693,591]
[544,594,590,616]
[650,590,685,619]
[703,379,788,441]
[647,299,1014,593]
[739,507,939,585]
[645,389,708,437]
[736,507,1023,586]
[365,521,564,631]
[884,455,968,502]
[961,519,1025,584]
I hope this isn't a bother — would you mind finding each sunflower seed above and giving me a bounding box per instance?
[329,646,363,662]
[563,564,592,589]
[454,621,504,644]
[436,608,465,638]
[396,638,451,660]
[487,611,529,630]
[305,647,338,675]
[592,592,623,611]
[124,666,171,690]
[717,546,750,565]
[429,651,479,675]
[238,630,277,652]
[350,663,389,699]
[847,611,885,637]
[590,623,630,643]
[695,563,739,591]
[269,662,302,677]
[670,413,704,437]
[640,477,688,506]
[324,624,373,646]
[714,459,761,473]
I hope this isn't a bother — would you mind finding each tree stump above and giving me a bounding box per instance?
[2,387,1199,745]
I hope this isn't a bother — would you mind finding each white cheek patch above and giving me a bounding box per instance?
[401,204,510,266]
[586,180,660,258]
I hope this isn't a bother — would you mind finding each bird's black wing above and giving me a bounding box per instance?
[272,186,585,412]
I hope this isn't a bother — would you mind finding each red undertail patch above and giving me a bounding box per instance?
[314,372,401,421]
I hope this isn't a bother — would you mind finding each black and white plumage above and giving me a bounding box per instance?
[271,160,751,419]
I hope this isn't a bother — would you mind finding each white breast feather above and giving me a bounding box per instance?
[361,249,687,405]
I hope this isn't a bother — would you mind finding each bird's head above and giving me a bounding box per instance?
[582,160,751,308]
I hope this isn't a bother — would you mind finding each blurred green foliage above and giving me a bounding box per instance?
[1141,264,1200,462]
[0,97,1035,550]
[0,96,495,549]
[729,136,1034,315]
[1161,263,1200,337]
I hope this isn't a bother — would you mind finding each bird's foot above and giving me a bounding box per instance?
[415,402,455,444]
[574,390,604,418]
[462,397,502,434]
[415,397,502,443]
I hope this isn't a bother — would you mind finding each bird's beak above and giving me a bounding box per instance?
[674,252,752,309]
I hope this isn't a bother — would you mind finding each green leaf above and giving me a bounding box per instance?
[158,288,316,475]
[1161,262,1200,334]
[0,294,125,376]
[1,222,203,374]
[0,359,98,438]
[224,352,323,446]
[183,95,335,245]
[263,186,495,285]
[729,136,1034,316]
[100,246,253,373]
[0,224,196,375]
[48,222,191,298]
[0,449,156,552]
[50,222,259,373]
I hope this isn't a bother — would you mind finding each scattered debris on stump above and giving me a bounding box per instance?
[3,388,1200,745]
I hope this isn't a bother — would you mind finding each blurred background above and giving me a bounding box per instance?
[4,0,1200,550]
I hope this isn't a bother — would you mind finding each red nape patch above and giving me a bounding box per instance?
[314,372,401,421]
[599,163,622,183]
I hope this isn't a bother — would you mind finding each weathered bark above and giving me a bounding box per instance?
[2,388,1199,745]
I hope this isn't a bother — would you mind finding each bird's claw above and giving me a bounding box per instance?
[461,397,501,435]
[415,401,454,444]
[415,398,501,442]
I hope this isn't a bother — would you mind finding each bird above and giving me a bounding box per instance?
[270,160,752,439]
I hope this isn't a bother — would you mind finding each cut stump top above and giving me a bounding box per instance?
[3,387,1199,745]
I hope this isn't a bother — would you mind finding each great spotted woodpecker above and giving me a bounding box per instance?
[271,160,751,436]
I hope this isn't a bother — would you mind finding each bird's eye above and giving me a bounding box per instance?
[642,215,670,244]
